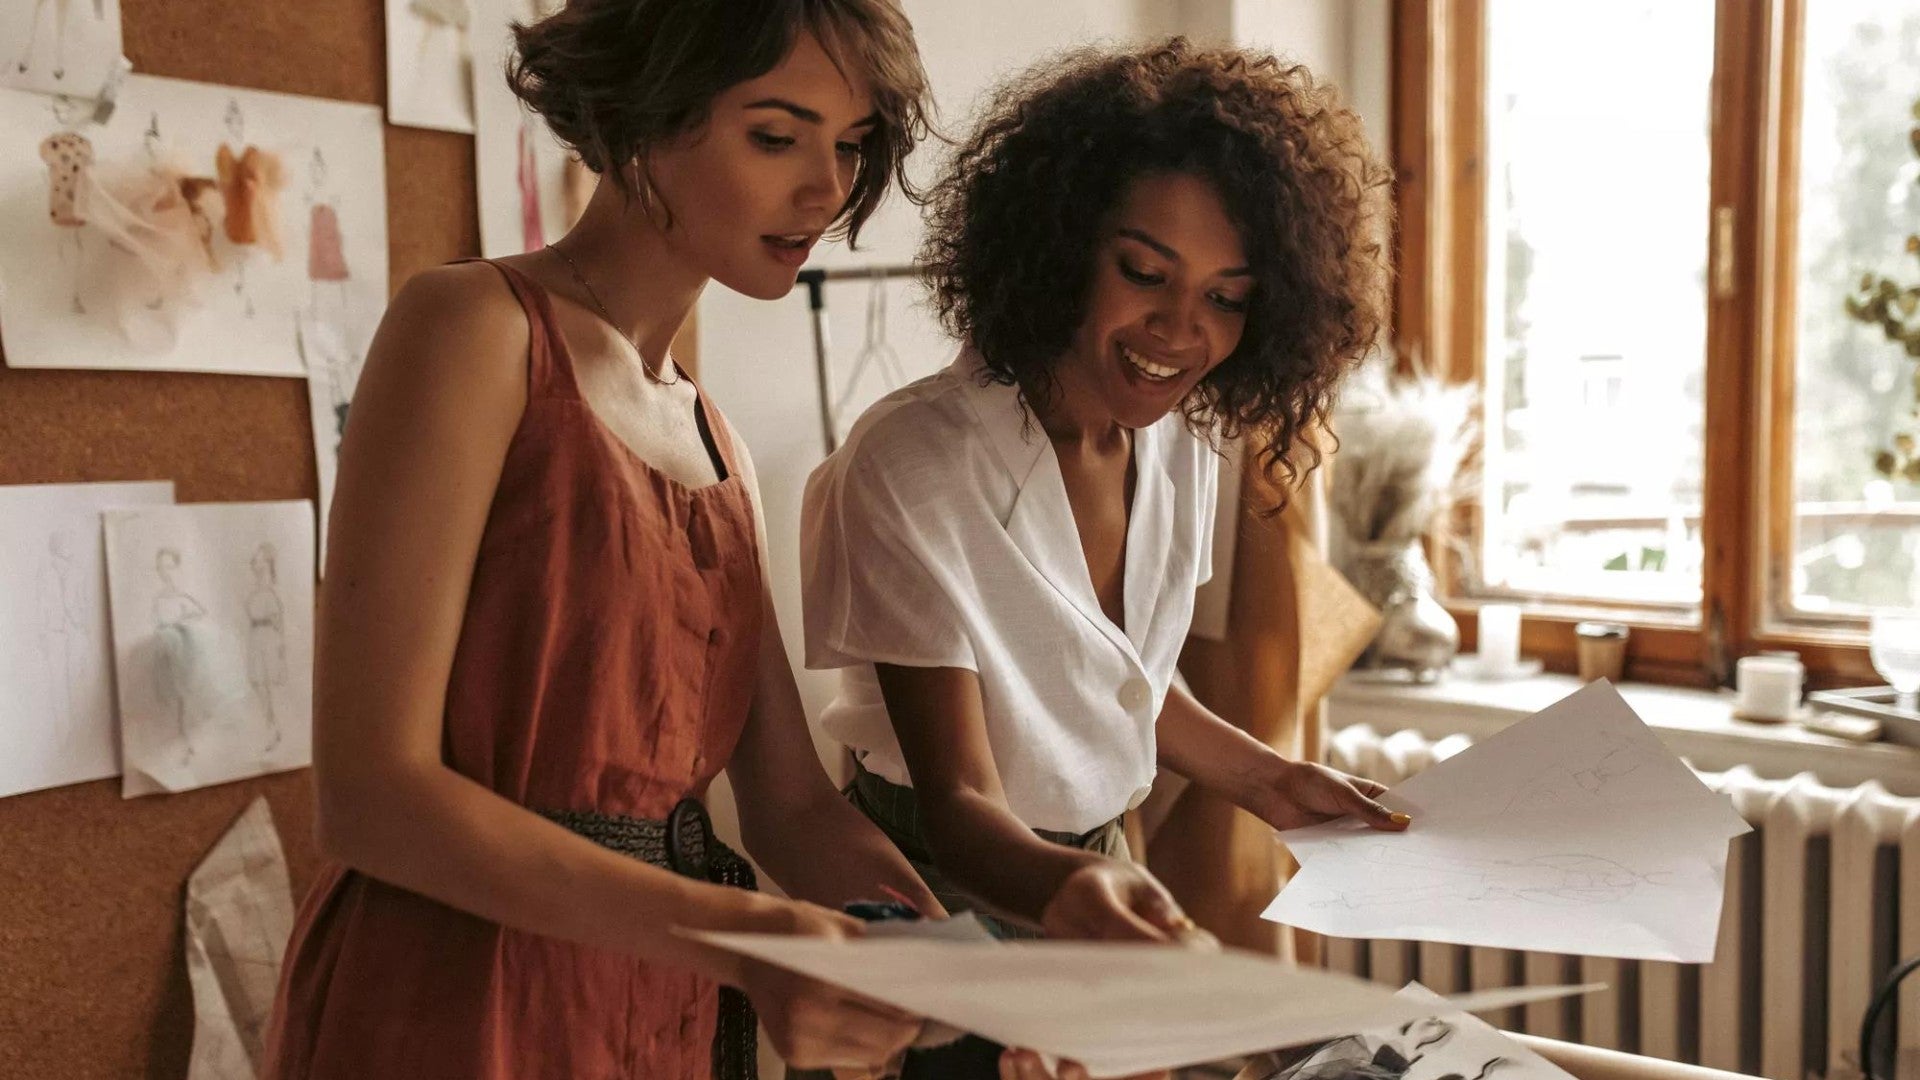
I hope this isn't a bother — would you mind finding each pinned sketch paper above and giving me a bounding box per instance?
[0,77,386,377]
[470,0,574,257]
[1265,681,1747,962]
[1240,983,1576,1080]
[387,0,476,133]
[688,931,1597,1079]
[0,481,174,797]
[300,311,362,568]
[104,501,315,796]
[186,797,295,1080]
[1,0,125,100]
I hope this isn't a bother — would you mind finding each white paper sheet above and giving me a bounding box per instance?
[0,0,124,100]
[0,481,174,797]
[0,76,387,376]
[1268,804,1731,961]
[104,500,315,796]
[185,796,295,1080]
[470,0,572,258]
[1243,983,1577,1080]
[689,931,1598,1079]
[1265,681,1747,962]
[299,311,362,570]
[386,0,476,133]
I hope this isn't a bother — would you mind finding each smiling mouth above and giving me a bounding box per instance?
[762,233,814,249]
[1120,343,1187,382]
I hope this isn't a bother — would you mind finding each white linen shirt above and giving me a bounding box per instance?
[801,347,1218,834]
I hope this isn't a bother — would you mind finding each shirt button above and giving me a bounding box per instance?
[1118,678,1152,712]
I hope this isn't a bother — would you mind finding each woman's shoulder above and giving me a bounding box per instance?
[365,262,532,394]
[837,362,981,469]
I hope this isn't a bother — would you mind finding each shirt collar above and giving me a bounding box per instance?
[952,345,1050,489]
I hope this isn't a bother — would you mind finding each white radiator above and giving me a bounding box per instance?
[1311,723,1920,1080]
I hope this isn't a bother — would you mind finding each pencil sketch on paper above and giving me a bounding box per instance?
[1305,844,1671,911]
[105,500,315,796]
[35,529,86,742]
[1498,733,1659,815]
[0,481,174,798]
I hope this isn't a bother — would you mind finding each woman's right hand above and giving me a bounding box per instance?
[1039,859,1192,942]
[732,900,924,1072]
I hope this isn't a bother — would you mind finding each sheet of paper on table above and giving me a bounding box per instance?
[688,929,1599,1079]
[1241,982,1577,1080]
[1264,681,1748,962]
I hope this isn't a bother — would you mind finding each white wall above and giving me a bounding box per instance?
[697,0,1393,788]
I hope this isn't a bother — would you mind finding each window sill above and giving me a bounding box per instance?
[1325,671,1920,797]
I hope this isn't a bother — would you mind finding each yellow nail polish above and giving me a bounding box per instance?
[1390,812,1411,826]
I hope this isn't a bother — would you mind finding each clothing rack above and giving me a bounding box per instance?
[795,263,922,455]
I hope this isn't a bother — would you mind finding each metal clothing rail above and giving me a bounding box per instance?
[795,263,922,455]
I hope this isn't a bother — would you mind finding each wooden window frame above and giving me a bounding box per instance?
[1391,0,1879,689]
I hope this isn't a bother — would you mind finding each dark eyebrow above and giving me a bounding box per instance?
[1117,227,1253,277]
[745,98,881,132]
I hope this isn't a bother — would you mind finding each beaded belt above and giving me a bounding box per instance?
[540,798,758,1080]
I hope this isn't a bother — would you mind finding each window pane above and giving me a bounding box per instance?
[1787,1,1920,615]
[1476,1,1715,606]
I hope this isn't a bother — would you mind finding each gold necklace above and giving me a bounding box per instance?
[546,243,678,386]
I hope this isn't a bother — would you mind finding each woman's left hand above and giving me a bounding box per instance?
[1248,760,1411,833]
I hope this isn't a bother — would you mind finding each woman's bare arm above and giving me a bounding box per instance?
[874,663,1181,939]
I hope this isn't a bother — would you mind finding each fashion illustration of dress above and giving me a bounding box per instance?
[517,120,544,251]
[216,144,287,259]
[153,588,212,763]
[40,130,92,312]
[244,583,287,750]
[36,540,84,739]
[307,203,348,283]
[81,154,224,350]
[12,0,104,81]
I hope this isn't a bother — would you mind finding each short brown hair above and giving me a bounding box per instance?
[507,0,931,246]
[919,38,1393,492]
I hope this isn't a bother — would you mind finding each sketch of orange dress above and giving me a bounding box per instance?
[307,203,348,282]
[216,144,287,260]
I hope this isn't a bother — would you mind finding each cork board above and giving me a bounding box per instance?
[0,0,476,1074]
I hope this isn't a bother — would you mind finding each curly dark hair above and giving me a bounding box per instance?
[919,37,1393,491]
[507,0,931,246]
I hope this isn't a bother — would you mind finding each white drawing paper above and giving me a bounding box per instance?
[1,0,124,100]
[0,76,387,377]
[301,310,362,569]
[1267,803,1732,962]
[185,796,295,1080]
[104,500,315,797]
[687,930,1598,1079]
[0,480,173,797]
[470,0,573,257]
[1242,983,1577,1080]
[386,0,476,133]
[1265,682,1748,962]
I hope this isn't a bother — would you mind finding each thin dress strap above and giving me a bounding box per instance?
[455,257,581,401]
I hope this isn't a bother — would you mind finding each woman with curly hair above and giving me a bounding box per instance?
[263,3,950,1078]
[803,37,1407,979]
